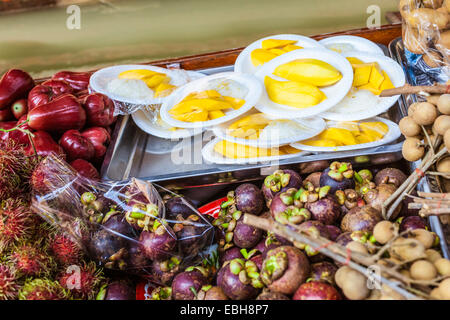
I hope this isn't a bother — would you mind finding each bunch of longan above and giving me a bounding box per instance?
[400,94,450,165]
[400,0,450,68]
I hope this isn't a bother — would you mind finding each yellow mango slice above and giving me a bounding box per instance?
[302,139,340,147]
[319,127,358,145]
[261,39,297,50]
[352,63,373,87]
[283,44,303,52]
[355,134,374,144]
[208,110,226,120]
[172,109,208,122]
[214,140,284,159]
[346,57,364,66]
[169,98,233,115]
[144,74,170,88]
[250,49,278,67]
[269,48,287,56]
[357,83,381,95]
[154,83,176,98]
[229,113,270,130]
[335,121,360,134]
[185,90,222,100]
[368,63,385,90]
[379,71,394,92]
[280,145,301,154]
[118,69,160,80]
[265,76,325,108]
[359,121,388,136]
[222,96,245,109]
[273,59,343,87]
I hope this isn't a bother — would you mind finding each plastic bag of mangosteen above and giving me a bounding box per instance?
[30,154,215,284]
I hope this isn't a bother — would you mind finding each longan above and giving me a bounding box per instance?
[434,258,450,276]
[399,116,422,137]
[412,102,438,125]
[434,115,450,135]
[411,229,435,249]
[373,221,395,244]
[402,137,425,162]
[438,94,450,115]
[425,249,442,263]
[410,260,437,280]
[346,241,369,255]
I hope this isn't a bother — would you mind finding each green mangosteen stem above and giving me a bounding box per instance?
[354,171,363,184]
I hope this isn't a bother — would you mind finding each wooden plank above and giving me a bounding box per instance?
[0,0,56,13]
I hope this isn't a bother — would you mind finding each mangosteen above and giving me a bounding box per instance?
[292,281,341,300]
[364,183,401,218]
[217,258,262,300]
[102,213,136,238]
[309,261,338,284]
[304,193,341,225]
[150,286,172,300]
[335,232,353,247]
[326,225,341,241]
[335,189,364,213]
[319,162,355,194]
[97,280,136,300]
[151,257,181,286]
[270,188,311,225]
[124,199,159,230]
[235,183,265,215]
[233,217,263,249]
[175,214,213,258]
[374,168,407,188]
[139,224,177,261]
[399,216,429,232]
[335,231,371,247]
[171,269,208,300]
[219,247,244,265]
[340,206,382,233]
[294,221,331,259]
[127,240,151,270]
[260,246,310,295]
[299,160,330,174]
[262,169,302,206]
[203,286,228,300]
[165,196,197,220]
[256,290,290,300]
[304,172,322,189]
[89,228,128,269]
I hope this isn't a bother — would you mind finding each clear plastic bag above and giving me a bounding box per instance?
[31,155,215,283]
[400,0,450,82]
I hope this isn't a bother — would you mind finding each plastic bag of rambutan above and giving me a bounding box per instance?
[30,154,215,284]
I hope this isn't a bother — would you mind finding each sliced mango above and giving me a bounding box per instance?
[379,71,394,92]
[228,113,271,130]
[319,128,358,145]
[283,44,303,52]
[303,139,340,147]
[118,69,160,80]
[346,57,365,66]
[222,96,245,109]
[280,145,302,154]
[358,83,381,95]
[172,109,209,122]
[144,74,170,88]
[214,140,284,159]
[269,48,287,56]
[352,63,373,87]
[250,49,278,67]
[208,110,226,120]
[368,62,385,90]
[265,76,325,108]
[169,98,233,115]
[273,59,343,87]
[261,39,297,50]
[154,83,176,98]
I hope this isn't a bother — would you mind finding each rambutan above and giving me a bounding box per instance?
[30,161,50,195]
[9,242,56,277]
[18,278,69,300]
[48,232,82,266]
[0,198,35,251]
[0,264,20,300]
[58,261,104,299]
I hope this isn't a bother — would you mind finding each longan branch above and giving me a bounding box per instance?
[380,84,450,97]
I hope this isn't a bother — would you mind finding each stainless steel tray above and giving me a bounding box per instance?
[389,37,449,259]
[101,44,405,185]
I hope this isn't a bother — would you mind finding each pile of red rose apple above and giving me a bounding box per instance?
[0,69,115,179]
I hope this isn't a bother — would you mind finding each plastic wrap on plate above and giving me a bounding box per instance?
[400,0,450,83]
[30,155,214,283]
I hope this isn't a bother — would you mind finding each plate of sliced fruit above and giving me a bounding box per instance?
[90,64,205,106]
[319,35,384,55]
[212,110,325,148]
[320,51,406,121]
[290,117,401,152]
[254,48,353,119]
[160,72,262,129]
[234,34,323,74]
[202,137,309,165]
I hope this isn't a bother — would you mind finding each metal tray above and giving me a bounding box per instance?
[389,37,449,259]
[101,44,406,186]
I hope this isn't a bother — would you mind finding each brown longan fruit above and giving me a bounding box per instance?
[437,157,450,173]
[411,229,435,249]
[399,116,422,137]
[346,241,369,255]
[402,137,425,162]
[341,269,370,300]
[390,237,426,261]
[434,115,450,135]
[408,102,420,117]
[426,95,440,105]
[412,102,438,125]
[434,258,450,276]
[426,249,442,263]
[335,266,352,288]
[430,288,443,300]
[410,260,438,280]
[438,278,450,299]
[444,129,450,150]
[373,221,396,244]
[437,94,450,115]
[381,283,405,300]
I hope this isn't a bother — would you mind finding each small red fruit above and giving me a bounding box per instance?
[59,130,95,161]
[81,127,110,160]
[0,107,13,121]
[70,159,100,180]
[9,243,55,277]
[0,265,20,300]
[48,232,82,266]
[18,278,68,300]
[0,198,34,250]
[11,99,27,119]
[293,281,341,300]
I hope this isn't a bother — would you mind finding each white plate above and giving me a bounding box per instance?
[319,35,384,55]
[254,49,353,119]
[90,64,205,105]
[290,117,401,152]
[234,34,323,74]
[212,109,325,148]
[132,110,204,140]
[202,137,309,165]
[320,51,406,121]
[160,72,263,129]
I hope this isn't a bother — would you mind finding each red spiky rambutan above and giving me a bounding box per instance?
[18,278,69,300]
[0,198,35,251]
[30,161,50,195]
[58,262,104,299]
[48,232,82,266]
[9,242,56,277]
[0,264,20,300]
